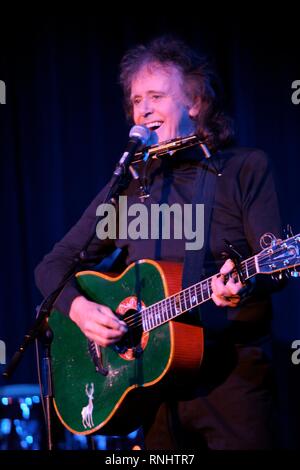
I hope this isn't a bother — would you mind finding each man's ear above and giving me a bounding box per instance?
[188,96,202,118]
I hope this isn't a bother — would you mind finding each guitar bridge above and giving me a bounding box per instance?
[112,343,143,358]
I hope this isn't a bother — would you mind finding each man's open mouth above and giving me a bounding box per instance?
[144,121,163,131]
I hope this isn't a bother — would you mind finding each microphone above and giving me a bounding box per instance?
[114,125,151,177]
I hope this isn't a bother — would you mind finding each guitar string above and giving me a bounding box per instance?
[123,262,263,330]
[121,246,298,329]
[121,282,212,329]
[120,250,269,326]
[123,258,293,332]
[123,263,243,330]
[122,265,230,328]
[120,245,298,330]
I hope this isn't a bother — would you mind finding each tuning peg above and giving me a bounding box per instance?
[291,270,300,278]
[271,272,286,281]
[260,232,277,249]
[284,224,294,239]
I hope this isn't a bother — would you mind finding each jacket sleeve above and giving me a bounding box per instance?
[35,185,116,316]
[239,149,285,295]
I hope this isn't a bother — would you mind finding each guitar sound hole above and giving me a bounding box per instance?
[113,309,144,357]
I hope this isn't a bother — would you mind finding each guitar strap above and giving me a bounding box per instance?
[182,154,223,289]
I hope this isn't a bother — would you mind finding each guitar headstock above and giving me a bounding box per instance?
[257,234,300,275]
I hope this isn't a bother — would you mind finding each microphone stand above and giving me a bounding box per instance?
[2,147,142,450]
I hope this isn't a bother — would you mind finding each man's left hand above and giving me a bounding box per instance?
[211,259,244,307]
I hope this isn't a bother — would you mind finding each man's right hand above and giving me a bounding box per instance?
[69,296,128,347]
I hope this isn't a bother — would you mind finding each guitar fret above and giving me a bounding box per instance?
[151,305,156,328]
[158,303,163,324]
[171,296,176,318]
[198,282,203,301]
[162,300,167,322]
[181,292,187,312]
[180,293,185,312]
[170,297,175,319]
[188,290,193,309]
[188,289,193,310]
[240,262,248,282]
[161,300,166,323]
[248,259,257,277]
[202,280,208,301]
[192,285,198,306]
[149,308,155,329]
[196,283,203,303]
[142,310,149,331]
[159,300,168,323]
[154,304,160,327]
[205,280,210,299]
[143,254,260,333]
[243,260,249,279]
[171,296,176,319]
[168,297,174,320]
[186,292,189,310]
[199,281,205,301]
[207,279,212,298]
[203,279,210,301]
[144,308,150,330]
[203,280,209,301]
[188,288,192,309]
[195,283,200,302]
[183,291,188,311]
[146,308,153,331]
[155,305,161,325]
[146,309,151,330]
[174,294,181,316]
[178,294,183,312]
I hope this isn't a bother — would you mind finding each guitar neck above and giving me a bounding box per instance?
[142,255,258,332]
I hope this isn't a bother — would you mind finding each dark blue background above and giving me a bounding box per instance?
[0,13,299,448]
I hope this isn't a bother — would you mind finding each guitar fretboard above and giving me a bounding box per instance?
[142,256,258,332]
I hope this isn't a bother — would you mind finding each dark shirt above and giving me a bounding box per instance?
[35,146,282,343]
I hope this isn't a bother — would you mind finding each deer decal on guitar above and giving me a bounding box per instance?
[81,383,95,429]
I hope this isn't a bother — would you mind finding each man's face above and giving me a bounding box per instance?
[130,63,198,143]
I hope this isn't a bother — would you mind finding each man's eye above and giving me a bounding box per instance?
[133,98,141,105]
[152,95,162,100]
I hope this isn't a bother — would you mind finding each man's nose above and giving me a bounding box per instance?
[140,99,153,117]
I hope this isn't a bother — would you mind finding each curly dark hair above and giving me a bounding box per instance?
[119,36,234,151]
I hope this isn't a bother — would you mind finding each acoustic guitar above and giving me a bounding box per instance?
[48,233,300,435]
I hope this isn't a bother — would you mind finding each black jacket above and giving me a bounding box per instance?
[35,146,283,343]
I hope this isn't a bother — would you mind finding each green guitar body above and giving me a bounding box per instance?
[48,259,203,435]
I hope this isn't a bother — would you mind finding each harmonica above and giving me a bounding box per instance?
[132,134,211,163]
